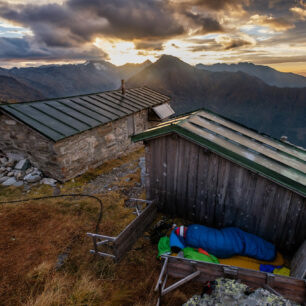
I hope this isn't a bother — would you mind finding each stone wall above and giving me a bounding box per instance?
[0,109,154,181]
[0,112,61,178]
[54,110,152,181]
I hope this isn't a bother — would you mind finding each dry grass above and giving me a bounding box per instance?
[0,149,201,306]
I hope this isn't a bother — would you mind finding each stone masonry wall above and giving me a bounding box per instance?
[0,112,61,178]
[53,109,154,181]
[0,109,155,182]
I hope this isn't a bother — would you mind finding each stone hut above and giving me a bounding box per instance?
[132,109,306,254]
[0,87,173,181]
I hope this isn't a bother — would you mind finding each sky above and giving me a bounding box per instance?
[0,0,306,76]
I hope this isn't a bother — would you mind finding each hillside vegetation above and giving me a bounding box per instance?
[0,76,44,104]
[0,149,199,306]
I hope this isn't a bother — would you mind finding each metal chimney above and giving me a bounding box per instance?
[121,79,126,95]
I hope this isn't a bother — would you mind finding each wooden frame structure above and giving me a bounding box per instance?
[87,199,157,262]
[155,255,306,305]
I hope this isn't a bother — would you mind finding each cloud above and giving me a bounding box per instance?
[172,0,247,11]
[0,0,184,47]
[184,11,224,34]
[0,36,106,61]
[249,14,295,31]
[215,34,255,50]
[134,41,164,51]
[290,5,306,21]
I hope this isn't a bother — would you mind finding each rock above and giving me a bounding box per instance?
[0,157,7,164]
[15,159,30,171]
[13,181,23,187]
[6,152,25,163]
[26,167,34,175]
[2,177,17,186]
[15,171,25,180]
[0,166,6,173]
[40,178,57,187]
[0,176,9,183]
[6,167,12,172]
[7,171,14,177]
[183,278,298,306]
[24,171,42,183]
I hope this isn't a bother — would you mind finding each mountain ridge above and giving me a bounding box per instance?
[196,62,306,88]
[127,55,306,147]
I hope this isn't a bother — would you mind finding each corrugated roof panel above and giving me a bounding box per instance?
[0,87,170,141]
[46,101,100,128]
[132,109,306,196]
[197,112,306,162]
[153,103,175,120]
[1,105,64,141]
[188,115,306,173]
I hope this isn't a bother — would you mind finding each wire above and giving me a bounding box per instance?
[0,194,103,233]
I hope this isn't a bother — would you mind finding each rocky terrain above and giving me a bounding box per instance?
[0,151,57,188]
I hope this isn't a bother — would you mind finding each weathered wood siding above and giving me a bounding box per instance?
[145,134,306,253]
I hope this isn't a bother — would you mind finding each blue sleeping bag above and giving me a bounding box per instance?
[185,224,276,261]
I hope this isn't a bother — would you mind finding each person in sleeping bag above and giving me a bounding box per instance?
[174,225,276,261]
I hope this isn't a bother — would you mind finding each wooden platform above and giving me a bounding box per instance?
[156,255,306,304]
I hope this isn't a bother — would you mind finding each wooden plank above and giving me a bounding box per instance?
[165,134,179,215]
[114,201,157,260]
[195,147,210,224]
[186,143,200,220]
[175,137,190,217]
[214,156,230,228]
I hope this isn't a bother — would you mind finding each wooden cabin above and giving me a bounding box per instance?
[0,87,174,181]
[132,109,305,270]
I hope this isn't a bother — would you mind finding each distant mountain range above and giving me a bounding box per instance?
[127,55,306,147]
[0,60,151,103]
[0,75,44,103]
[0,56,305,147]
[196,62,306,88]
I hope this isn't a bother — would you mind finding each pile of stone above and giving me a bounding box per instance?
[0,151,57,188]
[183,278,298,306]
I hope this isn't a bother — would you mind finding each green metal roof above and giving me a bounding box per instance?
[0,87,170,142]
[132,110,306,197]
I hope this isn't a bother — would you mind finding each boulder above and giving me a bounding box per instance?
[0,176,9,184]
[40,178,57,187]
[6,152,25,163]
[15,159,30,171]
[7,171,14,177]
[2,177,17,186]
[13,181,24,187]
[24,171,42,183]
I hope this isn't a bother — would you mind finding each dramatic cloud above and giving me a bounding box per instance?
[0,0,305,75]
[184,11,224,34]
[250,14,295,31]
[0,36,105,61]
[0,0,184,47]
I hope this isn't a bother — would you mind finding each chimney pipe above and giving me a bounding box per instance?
[121,79,126,95]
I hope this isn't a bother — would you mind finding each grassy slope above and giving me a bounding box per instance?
[0,149,199,306]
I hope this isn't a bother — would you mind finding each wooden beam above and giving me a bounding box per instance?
[162,270,200,296]
[89,250,115,259]
[155,257,168,291]
[87,233,116,241]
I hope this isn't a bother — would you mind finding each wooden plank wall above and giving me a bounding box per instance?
[145,134,306,253]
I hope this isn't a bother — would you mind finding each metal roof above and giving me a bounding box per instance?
[0,87,170,142]
[132,110,306,197]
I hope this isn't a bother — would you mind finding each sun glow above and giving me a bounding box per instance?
[94,38,156,66]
